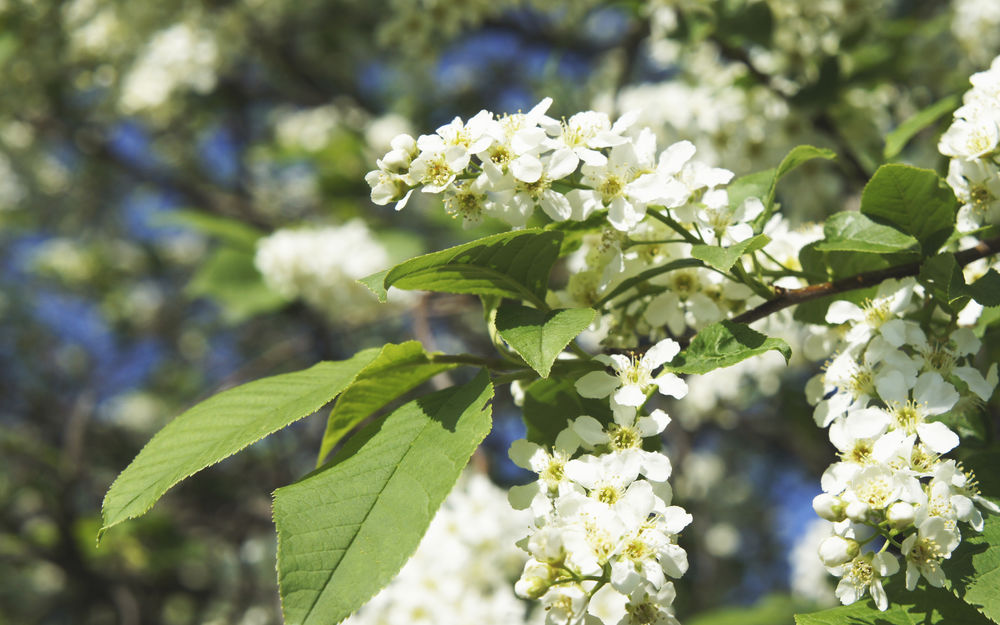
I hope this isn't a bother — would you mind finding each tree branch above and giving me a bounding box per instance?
[731,235,1000,326]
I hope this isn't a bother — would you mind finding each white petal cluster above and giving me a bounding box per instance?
[510,340,690,625]
[119,23,219,113]
[345,472,535,625]
[366,99,761,238]
[805,277,999,610]
[941,53,1000,231]
[254,220,409,322]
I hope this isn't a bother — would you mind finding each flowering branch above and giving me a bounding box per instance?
[731,234,1000,326]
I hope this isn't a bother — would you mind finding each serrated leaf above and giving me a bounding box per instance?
[691,235,771,272]
[968,270,1000,307]
[274,371,493,625]
[794,581,988,625]
[860,164,958,256]
[669,320,791,375]
[155,209,265,250]
[316,341,457,465]
[814,212,920,254]
[358,269,389,303]
[100,350,380,538]
[188,246,289,323]
[728,169,775,211]
[945,451,1000,623]
[742,144,836,228]
[382,229,563,308]
[774,145,838,190]
[919,253,969,311]
[884,94,961,160]
[495,303,595,378]
[522,375,612,447]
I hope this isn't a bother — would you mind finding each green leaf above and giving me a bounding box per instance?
[794,581,989,625]
[99,350,380,538]
[155,209,265,251]
[773,145,839,193]
[316,341,458,465]
[358,269,390,303]
[495,303,596,378]
[814,212,920,254]
[381,229,563,308]
[968,270,1000,307]
[740,144,836,228]
[919,253,969,311]
[860,164,958,256]
[691,234,771,272]
[522,375,611,447]
[274,371,493,625]
[187,246,289,323]
[884,94,961,160]
[728,168,775,211]
[944,451,1000,623]
[669,320,791,375]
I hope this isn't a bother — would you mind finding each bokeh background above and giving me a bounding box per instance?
[2,1,998,623]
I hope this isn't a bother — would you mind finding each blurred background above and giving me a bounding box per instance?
[1,0,998,623]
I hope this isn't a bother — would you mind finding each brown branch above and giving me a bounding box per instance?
[731,235,1000,326]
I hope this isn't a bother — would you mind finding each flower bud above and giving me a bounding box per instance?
[389,133,418,155]
[886,502,915,530]
[813,493,847,522]
[514,559,553,599]
[818,535,860,567]
[379,148,413,174]
[845,500,871,523]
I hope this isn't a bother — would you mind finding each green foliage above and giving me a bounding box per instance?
[375,229,563,309]
[316,341,458,466]
[157,210,265,250]
[737,144,836,227]
[814,211,920,254]
[99,350,380,538]
[690,594,801,625]
[884,94,961,160]
[793,581,989,624]
[273,371,493,625]
[187,246,289,323]
[668,321,791,375]
[920,255,1000,311]
[860,164,958,256]
[945,452,1000,623]
[691,234,770,271]
[522,375,611,447]
[494,303,596,377]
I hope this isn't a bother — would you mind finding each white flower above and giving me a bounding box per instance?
[939,113,1000,160]
[901,516,961,589]
[575,339,687,407]
[831,552,899,611]
[825,279,917,348]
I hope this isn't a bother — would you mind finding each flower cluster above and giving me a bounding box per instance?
[367,99,788,344]
[345,472,534,625]
[366,98,764,236]
[941,54,1000,232]
[254,219,410,322]
[806,277,999,610]
[118,22,219,113]
[509,339,692,625]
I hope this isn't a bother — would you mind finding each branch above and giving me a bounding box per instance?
[731,235,1000,326]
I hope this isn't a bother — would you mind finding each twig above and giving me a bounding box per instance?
[731,235,1000,326]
